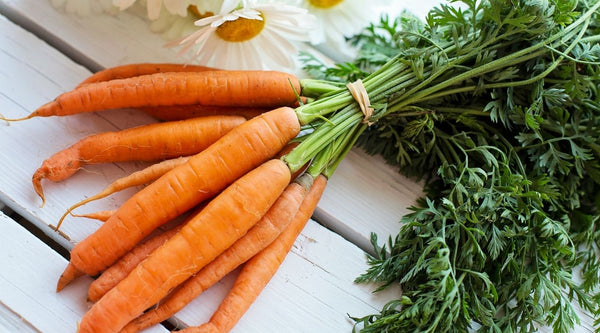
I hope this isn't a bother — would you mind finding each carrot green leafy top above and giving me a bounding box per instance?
[292,0,600,331]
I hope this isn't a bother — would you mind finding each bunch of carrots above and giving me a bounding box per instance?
[3,63,363,332]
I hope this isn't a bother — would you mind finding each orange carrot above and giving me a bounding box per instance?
[56,107,300,291]
[86,204,206,302]
[57,156,191,228]
[77,63,216,87]
[139,105,268,121]
[120,174,312,333]
[87,224,183,302]
[77,158,291,333]
[179,174,328,333]
[34,115,244,206]
[4,71,301,121]
[71,210,115,222]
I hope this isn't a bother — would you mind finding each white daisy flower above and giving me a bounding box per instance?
[172,0,316,71]
[49,0,118,16]
[286,0,382,60]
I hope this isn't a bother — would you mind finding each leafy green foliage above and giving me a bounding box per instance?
[302,0,600,331]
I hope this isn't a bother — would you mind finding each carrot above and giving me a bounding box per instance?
[57,156,191,228]
[3,71,301,121]
[179,174,328,333]
[77,63,216,87]
[56,107,300,291]
[86,203,206,302]
[34,115,244,206]
[139,105,268,121]
[120,174,312,333]
[77,158,292,333]
[87,224,183,302]
[71,210,115,222]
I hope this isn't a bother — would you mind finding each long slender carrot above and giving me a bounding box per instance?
[3,71,301,121]
[34,115,245,206]
[77,63,216,87]
[77,158,292,333]
[120,174,312,333]
[179,174,328,333]
[57,156,191,228]
[56,107,300,291]
[139,105,268,121]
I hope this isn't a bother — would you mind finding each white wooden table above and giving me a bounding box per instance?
[0,1,593,332]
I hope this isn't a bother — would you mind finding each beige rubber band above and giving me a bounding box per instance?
[346,79,374,125]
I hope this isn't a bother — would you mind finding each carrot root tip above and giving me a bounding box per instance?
[56,262,84,292]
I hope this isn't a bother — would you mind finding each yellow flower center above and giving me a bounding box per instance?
[215,14,265,42]
[308,0,343,8]
[187,5,214,19]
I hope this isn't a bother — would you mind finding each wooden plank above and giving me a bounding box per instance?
[0,211,168,332]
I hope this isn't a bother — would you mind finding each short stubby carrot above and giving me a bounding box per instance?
[120,175,312,333]
[139,105,268,121]
[77,63,216,87]
[179,174,328,333]
[34,115,245,206]
[11,70,301,120]
[76,158,292,333]
[57,156,191,228]
[56,107,300,291]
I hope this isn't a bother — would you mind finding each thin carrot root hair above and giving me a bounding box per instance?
[178,174,328,333]
[57,156,191,229]
[71,210,115,222]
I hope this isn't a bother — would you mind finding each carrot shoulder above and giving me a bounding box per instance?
[77,158,292,333]
[180,174,328,333]
[15,70,301,120]
[56,107,300,291]
[120,175,311,333]
[34,115,244,206]
[77,63,216,87]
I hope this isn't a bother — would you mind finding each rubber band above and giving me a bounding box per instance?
[346,79,374,125]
